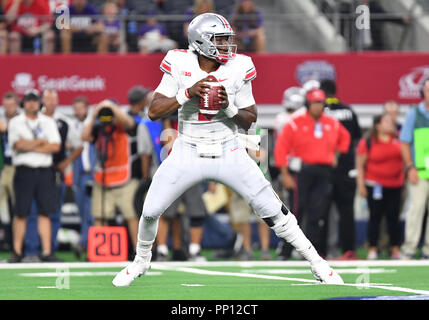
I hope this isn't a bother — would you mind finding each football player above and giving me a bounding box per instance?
[113,13,343,286]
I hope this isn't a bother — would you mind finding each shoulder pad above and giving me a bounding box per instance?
[160,49,192,75]
[160,51,174,75]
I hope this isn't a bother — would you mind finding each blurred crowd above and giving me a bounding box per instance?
[0,0,266,54]
[0,0,413,55]
[1,77,428,263]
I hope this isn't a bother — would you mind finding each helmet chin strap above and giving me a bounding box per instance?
[191,41,233,64]
[214,44,236,64]
[215,53,229,64]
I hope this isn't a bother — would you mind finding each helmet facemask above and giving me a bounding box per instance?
[188,13,237,64]
[211,33,237,63]
[193,32,237,64]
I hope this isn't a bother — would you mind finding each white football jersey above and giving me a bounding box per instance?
[155,49,257,144]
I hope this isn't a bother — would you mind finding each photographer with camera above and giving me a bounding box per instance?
[81,99,139,251]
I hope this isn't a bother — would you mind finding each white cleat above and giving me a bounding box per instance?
[112,254,151,287]
[311,259,344,284]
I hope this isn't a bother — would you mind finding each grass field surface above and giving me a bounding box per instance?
[1,259,429,301]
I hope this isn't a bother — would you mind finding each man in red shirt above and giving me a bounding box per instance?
[274,88,350,257]
[5,0,55,53]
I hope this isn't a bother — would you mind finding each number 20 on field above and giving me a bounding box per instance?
[87,226,128,262]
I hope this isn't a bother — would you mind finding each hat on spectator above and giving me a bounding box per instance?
[128,86,151,105]
[22,89,41,102]
[21,89,42,108]
[306,88,326,103]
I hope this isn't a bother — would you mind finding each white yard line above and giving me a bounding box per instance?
[158,265,429,297]
[0,262,129,269]
[171,266,319,283]
[19,271,162,277]
[3,259,429,297]
[1,259,429,269]
[350,284,429,296]
[240,268,397,274]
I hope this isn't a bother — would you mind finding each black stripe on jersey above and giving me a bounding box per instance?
[245,74,257,81]
[160,66,171,75]
[245,68,257,81]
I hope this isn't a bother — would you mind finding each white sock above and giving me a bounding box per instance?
[136,216,159,258]
[157,244,169,256]
[136,240,153,258]
[189,243,201,256]
[270,212,322,265]
[289,228,322,265]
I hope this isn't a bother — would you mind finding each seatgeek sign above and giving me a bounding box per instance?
[1,52,428,105]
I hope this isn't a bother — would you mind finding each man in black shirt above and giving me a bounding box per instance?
[127,86,154,209]
[320,79,362,259]
[127,86,153,183]
[43,90,84,253]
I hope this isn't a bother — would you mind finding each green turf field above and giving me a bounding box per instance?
[0,259,429,300]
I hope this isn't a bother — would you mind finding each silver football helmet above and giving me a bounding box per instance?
[187,13,237,64]
[282,86,305,111]
[301,79,321,94]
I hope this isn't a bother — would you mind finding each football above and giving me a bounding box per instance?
[198,75,223,121]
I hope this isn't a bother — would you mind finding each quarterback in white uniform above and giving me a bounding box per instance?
[113,13,343,287]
